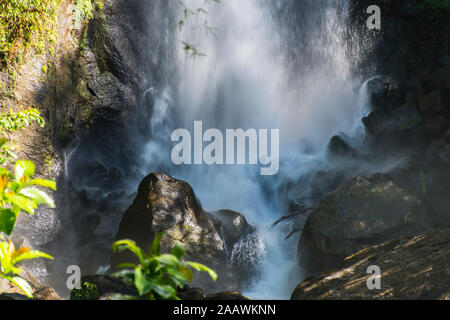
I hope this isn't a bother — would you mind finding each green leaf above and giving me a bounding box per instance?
[15,160,35,182]
[111,269,135,285]
[166,268,186,288]
[7,276,33,298]
[0,137,7,148]
[11,250,53,264]
[152,284,177,299]
[19,187,55,208]
[150,233,164,256]
[5,193,37,214]
[116,262,137,270]
[112,239,146,264]
[180,265,194,283]
[28,179,56,190]
[171,245,185,259]
[185,262,217,281]
[134,267,154,296]
[0,208,18,236]
[156,254,179,267]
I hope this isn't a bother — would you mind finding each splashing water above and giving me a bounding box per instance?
[129,0,372,299]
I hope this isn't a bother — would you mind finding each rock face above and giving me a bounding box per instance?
[366,76,404,111]
[111,173,258,294]
[292,228,450,300]
[298,174,430,275]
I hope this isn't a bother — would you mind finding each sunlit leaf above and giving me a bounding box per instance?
[185,262,217,281]
[28,179,56,190]
[180,265,194,283]
[19,187,55,208]
[15,160,35,182]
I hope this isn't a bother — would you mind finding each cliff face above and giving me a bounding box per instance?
[0,0,153,289]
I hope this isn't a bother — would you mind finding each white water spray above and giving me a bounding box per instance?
[136,0,370,299]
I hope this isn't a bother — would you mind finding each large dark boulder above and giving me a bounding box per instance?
[298,174,430,275]
[111,172,258,293]
[366,76,404,111]
[362,101,426,154]
[292,228,450,300]
[327,135,358,160]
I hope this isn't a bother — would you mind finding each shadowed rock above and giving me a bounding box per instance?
[292,228,450,300]
[298,174,431,276]
[111,172,257,293]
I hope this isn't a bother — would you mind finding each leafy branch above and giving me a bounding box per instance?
[112,233,217,300]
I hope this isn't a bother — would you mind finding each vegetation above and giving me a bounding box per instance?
[416,0,450,25]
[70,281,99,300]
[0,108,45,164]
[177,0,220,58]
[73,0,94,30]
[0,107,56,298]
[0,239,52,298]
[112,233,217,300]
[0,0,60,70]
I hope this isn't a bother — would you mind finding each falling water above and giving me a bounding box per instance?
[128,0,371,299]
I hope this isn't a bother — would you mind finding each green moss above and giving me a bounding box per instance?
[73,0,94,30]
[70,281,100,300]
[0,0,60,70]
[416,0,450,26]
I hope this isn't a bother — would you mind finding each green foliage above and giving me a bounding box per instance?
[0,160,56,235]
[0,0,60,69]
[73,0,94,29]
[0,107,56,298]
[112,233,217,300]
[416,0,450,25]
[177,0,220,58]
[0,239,53,298]
[0,108,45,164]
[70,281,100,300]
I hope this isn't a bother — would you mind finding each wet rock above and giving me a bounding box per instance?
[298,174,430,275]
[385,156,428,197]
[419,90,443,117]
[327,135,358,160]
[425,115,447,137]
[178,288,205,300]
[292,229,450,300]
[112,173,257,293]
[205,292,251,300]
[70,275,138,300]
[367,76,404,110]
[362,101,425,153]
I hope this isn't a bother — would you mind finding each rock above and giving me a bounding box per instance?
[367,76,404,110]
[0,266,62,300]
[419,90,443,117]
[298,174,430,275]
[327,135,358,160]
[362,101,425,153]
[210,210,256,252]
[178,288,205,300]
[70,275,138,300]
[425,115,448,137]
[385,156,428,196]
[34,286,62,300]
[205,292,251,300]
[112,172,257,293]
[292,229,450,300]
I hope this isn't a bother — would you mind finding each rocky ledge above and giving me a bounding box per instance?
[292,228,450,300]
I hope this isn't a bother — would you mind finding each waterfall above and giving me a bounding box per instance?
[37,0,374,298]
[128,0,371,299]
